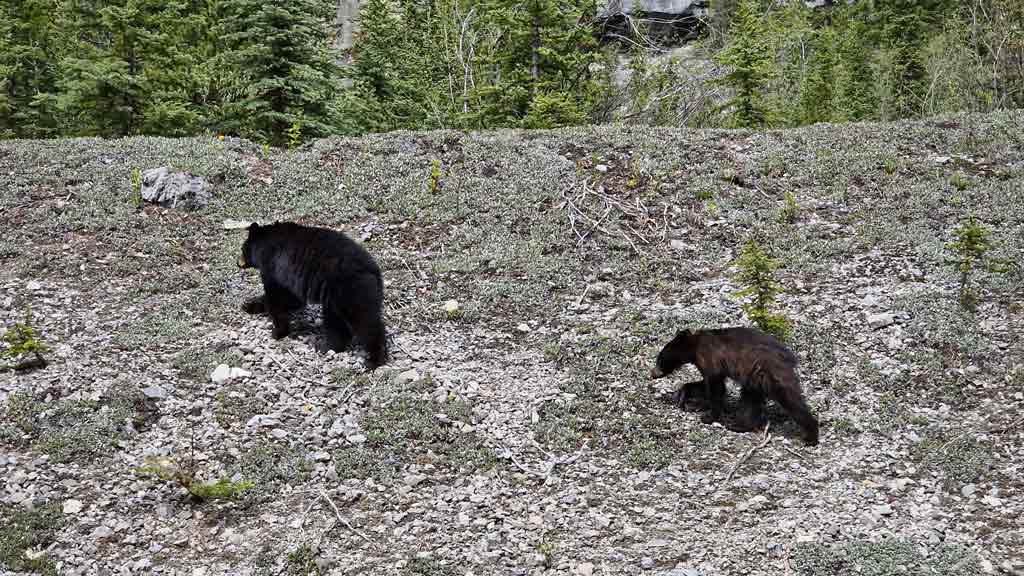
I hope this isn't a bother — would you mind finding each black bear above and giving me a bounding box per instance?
[650,327,819,446]
[237,221,388,369]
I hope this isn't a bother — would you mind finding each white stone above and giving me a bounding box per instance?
[404,474,427,487]
[867,313,895,329]
[246,415,281,428]
[396,369,421,385]
[211,364,251,383]
[222,219,253,230]
[142,385,169,400]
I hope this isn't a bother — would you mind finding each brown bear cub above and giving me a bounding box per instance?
[238,221,388,370]
[650,327,819,446]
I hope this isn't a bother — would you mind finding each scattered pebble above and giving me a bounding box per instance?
[867,312,896,329]
[63,499,83,514]
[142,385,169,400]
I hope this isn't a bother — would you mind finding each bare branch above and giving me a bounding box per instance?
[725,422,772,482]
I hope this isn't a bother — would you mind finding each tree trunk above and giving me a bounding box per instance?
[531,12,541,93]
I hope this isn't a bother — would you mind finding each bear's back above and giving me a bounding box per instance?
[697,326,797,369]
[265,221,381,275]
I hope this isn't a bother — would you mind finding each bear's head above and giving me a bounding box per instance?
[650,329,696,379]
[238,222,264,269]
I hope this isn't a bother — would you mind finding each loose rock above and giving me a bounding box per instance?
[211,364,252,384]
[141,167,210,210]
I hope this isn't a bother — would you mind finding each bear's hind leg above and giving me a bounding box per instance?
[361,314,388,370]
[318,307,354,353]
[351,282,388,369]
[343,303,387,369]
[733,385,766,432]
[324,273,388,369]
[771,381,820,446]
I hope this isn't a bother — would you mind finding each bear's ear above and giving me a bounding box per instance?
[675,328,691,339]
[248,222,260,231]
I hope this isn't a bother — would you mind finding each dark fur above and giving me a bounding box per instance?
[238,221,388,369]
[651,327,819,446]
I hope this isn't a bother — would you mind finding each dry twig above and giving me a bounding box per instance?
[725,422,772,482]
[498,440,588,482]
[318,490,373,547]
[269,354,322,387]
[988,415,1024,435]
[575,284,591,308]
[782,446,809,462]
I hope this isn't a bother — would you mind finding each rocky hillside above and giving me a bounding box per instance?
[1,112,1022,576]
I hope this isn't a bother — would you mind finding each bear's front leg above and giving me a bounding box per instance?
[671,380,706,409]
[242,295,267,315]
[260,279,300,340]
[700,374,727,425]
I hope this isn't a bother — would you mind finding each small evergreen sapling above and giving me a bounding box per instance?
[1,310,49,371]
[779,191,799,224]
[947,215,1004,311]
[287,117,304,149]
[130,167,143,207]
[137,455,254,501]
[428,159,443,193]
[949,171,970,191]
[733,239,792,340]
[882,156,899,175]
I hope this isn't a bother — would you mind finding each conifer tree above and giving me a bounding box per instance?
[798,25,838,125]
[54,0,199,136]
[473,0,604,129]
[713,0,774,128]
[347,0,606,131]
[872,0,957,119]
[0,0,62,137]
[215,0,340,145]
[345,0,459,132]
[138,0,209,135]
[830,6,876,122]
[347,0,407,131]
[765,1,813,127]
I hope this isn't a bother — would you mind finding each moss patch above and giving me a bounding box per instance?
[0,503,64,575]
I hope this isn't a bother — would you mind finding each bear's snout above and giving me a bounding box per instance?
[650,367,664,379]
[237,256,249,269]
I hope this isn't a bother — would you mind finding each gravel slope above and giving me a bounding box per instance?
[1,112,1022,576]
